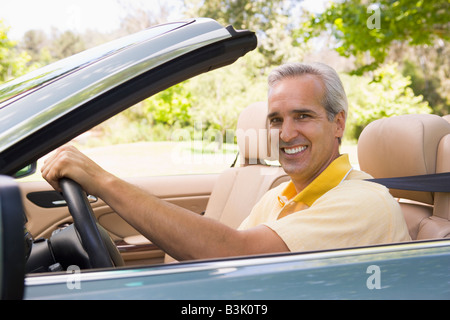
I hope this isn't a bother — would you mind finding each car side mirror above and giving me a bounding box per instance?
[13,162,37,179]
[0,175,25,300]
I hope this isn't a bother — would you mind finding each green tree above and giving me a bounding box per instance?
[297,0,450,74]
[0,20,32,83]
[187,53,269,141]
[184,0,305,67]
[51,30,85,59]
[20,30,49,64]
[400,42,450,115]
[185,0,279,30]
[145,82,193,127]
[343,63,432,140]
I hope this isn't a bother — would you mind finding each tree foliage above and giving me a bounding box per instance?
[297,0,450,74]
[0,20,33,83]
[186,0,279,30]
[187,52,269,137]
[145,83,193,127]
[343,63,432,140]
[19,28,86,65]
[400,42,450,115]
[51,30,85,60]
[186,0,305,67]
[1,0,445,146]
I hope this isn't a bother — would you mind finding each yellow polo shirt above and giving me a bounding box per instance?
[238,154,411,252]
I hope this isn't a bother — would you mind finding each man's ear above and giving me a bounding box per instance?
[334,110,346,139]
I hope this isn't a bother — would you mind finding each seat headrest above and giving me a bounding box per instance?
[236,102,277,164]
[443,115,450,124]
[358,114,450,204]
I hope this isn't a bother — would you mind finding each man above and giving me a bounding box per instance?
[238,63,411,251]
[41,62,411,261]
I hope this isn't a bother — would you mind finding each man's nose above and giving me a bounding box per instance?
[280,119,298,142]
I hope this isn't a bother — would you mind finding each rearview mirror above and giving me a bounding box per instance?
[13,162,37,179]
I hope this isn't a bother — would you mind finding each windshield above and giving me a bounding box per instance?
[0,22,188,107]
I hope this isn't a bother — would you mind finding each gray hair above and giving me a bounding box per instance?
[268,62,348,122]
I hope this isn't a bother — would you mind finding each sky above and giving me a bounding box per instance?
[1,0,327,40]
[1,0,184,40]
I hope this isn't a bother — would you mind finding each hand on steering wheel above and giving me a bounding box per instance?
[60,178,123,268]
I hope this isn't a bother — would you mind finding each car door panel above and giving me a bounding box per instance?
[19,173,218,266]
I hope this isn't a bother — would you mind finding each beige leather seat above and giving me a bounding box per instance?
[165,102,289,262]
[358,114,450,240]
[203,102,288,228]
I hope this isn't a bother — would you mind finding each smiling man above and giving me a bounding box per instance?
[268,72,345,192]
[238,62,411,251]
[41,62,411,261]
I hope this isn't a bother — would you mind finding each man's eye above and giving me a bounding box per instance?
[269,118,282,125]
[295,114,309,120]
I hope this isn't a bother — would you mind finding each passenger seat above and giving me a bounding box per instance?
[202,102,289,228]
[357,114,450,240]
[164,102,289,262]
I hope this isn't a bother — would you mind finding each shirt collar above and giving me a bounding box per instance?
[278,154,353,207]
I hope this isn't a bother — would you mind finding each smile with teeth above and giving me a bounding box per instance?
[283,145,307,155]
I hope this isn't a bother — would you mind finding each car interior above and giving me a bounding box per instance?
[17,99,450,271]
[358,114,450,240]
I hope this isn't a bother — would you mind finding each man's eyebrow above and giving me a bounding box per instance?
[291,108,318,115]
[267,111,279,119]
[267,108,318,119]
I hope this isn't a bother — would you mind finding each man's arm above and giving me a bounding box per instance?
[41,145,289,261]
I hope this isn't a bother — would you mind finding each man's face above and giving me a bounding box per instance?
[267,74,345,191]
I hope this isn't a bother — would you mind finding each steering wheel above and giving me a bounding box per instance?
[60,178,123,268]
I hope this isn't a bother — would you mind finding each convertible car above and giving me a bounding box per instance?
[0,18,449,301]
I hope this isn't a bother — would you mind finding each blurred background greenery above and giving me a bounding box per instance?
[1,0,448,148]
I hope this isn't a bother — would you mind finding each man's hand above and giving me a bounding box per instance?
[40,145,289,261]
[41,145,109,196]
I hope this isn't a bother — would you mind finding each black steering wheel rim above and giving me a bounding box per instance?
[60,178,115,269]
